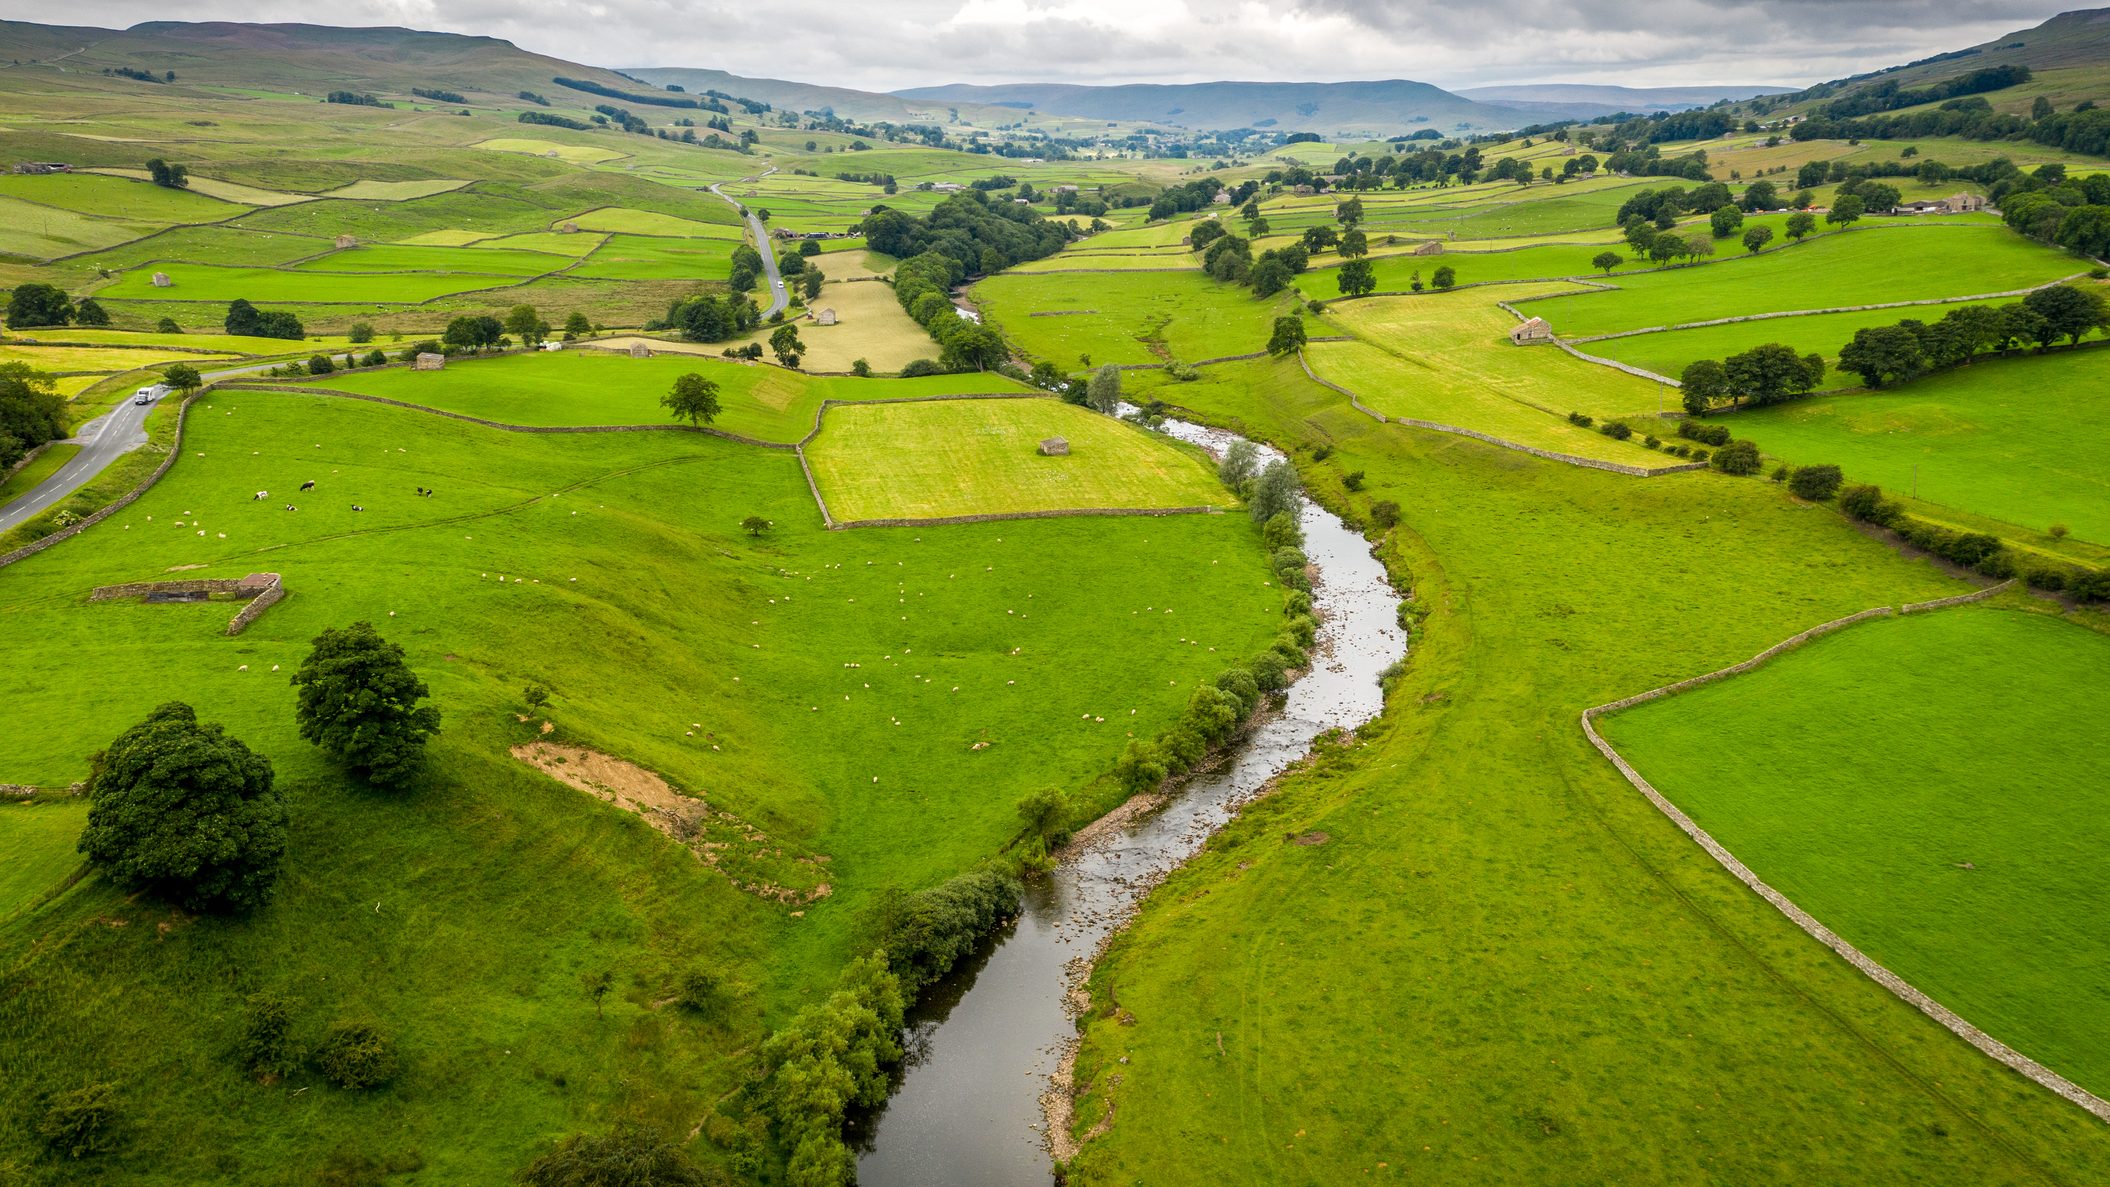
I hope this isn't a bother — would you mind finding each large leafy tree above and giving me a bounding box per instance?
[1336,258,1376,297]
[1723,343,1825,406]
[2022,282,2108,346]
[1837,324,1925,388]
[1679,359,1728,415]
[6,282,74,329]
[291,622,442,788]
[662,371,721,426]
[77,702,286,913]
[1266,315,1307,357]
[0,362,68,469]
[1085,364,1121,414]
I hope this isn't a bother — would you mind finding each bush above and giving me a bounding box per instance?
[2024,563,2071,593]
[1342,469,1366,491]
[1248,461,1301,526]
[307,354,334,375]
[1215,667,1261,715]
[347,322,374,344]
[37,1082,118,1159]
[866,867,1022,995]
[314,1020,398,1089]
[1643,435,1661,449]
[1369,500,1400,529]
[519,1126,715,1187]
[2072,568,2110,603]
[674,969,725,1015]
[1598,421,1632,440]
[1566,411,1593,427]
[899,359,944,377]
[1712,439,1761,475]
[239,993,300,1078]
[1677,420,1731,447]
[2050,523,2070,540]
[1788,464,1843,501]
[1261,510,1302,550]
[1690,448,1710,464]
[1839,483,1904,526]
[1248,651,1289,693]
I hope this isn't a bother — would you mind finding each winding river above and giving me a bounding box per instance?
[854,416,1407,1185]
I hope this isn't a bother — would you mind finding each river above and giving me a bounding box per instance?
[853,415,1407,1186]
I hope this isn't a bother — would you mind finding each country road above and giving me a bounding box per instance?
[0,359,282,536]
[709,168,788,319]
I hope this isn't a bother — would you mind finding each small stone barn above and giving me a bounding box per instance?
[559,220,580,233]
[1943,192,1989,214]
[814,308,837,326]
[150,271,172,288]
[413,352,446,371]
[1414,240,1444,256]
[1508,317,1554,346]
[334,234,358,249]
[1038,437,1070,456]
[629,342,653,359]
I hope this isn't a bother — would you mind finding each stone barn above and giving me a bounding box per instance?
[814,308,837,326]
[150,271,172,288]
[1508,317,1555,346]
[1414,240,1444,256]
[559,220,580,233]
[1038,437,1070,456]
[334,234,358,249]
[413,352,446,371]
[629,342,653,359]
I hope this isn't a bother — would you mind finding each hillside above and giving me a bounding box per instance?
[889,78,1543,135]
[1457,83,1793,112]
[626,66,1032,127]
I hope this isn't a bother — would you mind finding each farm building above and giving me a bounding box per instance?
[1414,240,1444,256]
[629,342,653,359]
[814,308,837,326]
[11,162,71,174]
[1943,192,1989,213]
[558,220,580,233]
[150,271,172,288]
[1508,317,1554,345]
[1039,437,1070,456]
[334,234,358,248]
[413,352,446,370]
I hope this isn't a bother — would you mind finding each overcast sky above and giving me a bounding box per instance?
[23,1,2066,91]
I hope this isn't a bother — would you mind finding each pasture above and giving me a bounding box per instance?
[974,270,1288,367]
[804,398,1227,520]
[1597,608,2110,1098]
[95,262,525,304]
[1586,298,2018,380]
[714,280,934,373]
[1725,347,2110,543]
[296,350,1035,441]
[0,387,1283,1181]
[1517,226,2084,339]
[568,234,737,281]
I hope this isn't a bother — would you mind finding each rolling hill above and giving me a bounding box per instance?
[1457,83,1793,112]
[887,78,1542,136]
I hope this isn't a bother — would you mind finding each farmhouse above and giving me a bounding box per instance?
[1038,436,1069,456]
[1944,192,1989,214]
[413,352,446,370]
[1508,317,1555,345]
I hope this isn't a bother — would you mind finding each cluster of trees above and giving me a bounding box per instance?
[411,87,465,104]
[661,291,762,344]
[76,623,438,917]
[550,75,703,109]
[1792,83,2110,158]
[518,110,591,131]
[2000,164,2110,258]
[1835,284,2108,388]
[145,157,188,189]
[324,91,389,108]
[0,362,68,472]
[7,282,87,329]
[1817,65,2032,119]
[1146,177,1228,221]
[1310,146,1486,189]
[224,299,303,340]
[862,191,1072,274]
[891,252,1005,370]
[1679,345,1827,414]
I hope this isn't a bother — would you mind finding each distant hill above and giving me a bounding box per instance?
[1847,7,2110,86]
[626,67,1023,127]
[888,79,1545,136]
[1456,84,1792,113]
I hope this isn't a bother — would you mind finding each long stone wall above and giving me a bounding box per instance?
[1294,350,1705,478]
[88,571,288,635]
[224,581,286,635]
[1578,585,2110,1124]
[833,505,1217,530]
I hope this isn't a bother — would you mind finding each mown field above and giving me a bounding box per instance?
[293,350,1034,441]
[1061,354,2110,1186]
[1724,347,2110,543]
[974,270,1290,367]
[805,397,1229,520]
[0,389,1284,1180]
[1516,225,2083,338]
[1598,608,2110,1098]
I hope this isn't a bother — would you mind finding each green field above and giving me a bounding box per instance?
[1586,298,2019,379]
[974,270,1291,367]
[0,801,88,919]
[1724,348,2110,543]
[1518,226,2083,339]
[287,244,575,277]
[298,350,1034,442]
[805,398,1229,520]
[0,172,246,222]
[568,234,737,281]
[566,206,744,236]
[95,263,524,305]
[1598,608,2110,1097]
[0,388,1282,1180]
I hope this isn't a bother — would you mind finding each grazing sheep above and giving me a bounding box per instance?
[252,491,268,500]
[299,480,316,492]
[351,505,364,512]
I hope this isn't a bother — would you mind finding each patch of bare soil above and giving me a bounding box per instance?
[511,742,831,905]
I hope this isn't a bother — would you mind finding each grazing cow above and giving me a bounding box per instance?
[285,504,296,511]
[352,505,364,512]
[253,491,268,500]
[299,480,316,492]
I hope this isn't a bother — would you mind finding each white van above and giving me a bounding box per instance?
[132,383,171,406]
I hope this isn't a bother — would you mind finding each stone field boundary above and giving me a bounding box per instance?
[1579,582,2110,1124]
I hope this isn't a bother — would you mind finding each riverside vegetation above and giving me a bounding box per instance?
[3,13,2110,1187]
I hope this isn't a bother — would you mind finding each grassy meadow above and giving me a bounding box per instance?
[1598,608,2110,1098]
[974,270,1291,367]
[805,398,1229,520]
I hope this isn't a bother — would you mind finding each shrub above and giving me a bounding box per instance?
[1115,738,1169,792]
[1342,470,1366,491]
[866,868,1022,995]
[1712,439,1761,475]
[239,993,300,1078]
[314,1020,398,1089]
[1643,435,1660,449]
[37,1083,118,1159]
[1839,484,1904,526]
[1261,510,1302,550]
[520,1126,714,1187]
[2072,568,2110,603]
[1690,448,1710,463]
[1566,411,1593,427]
[307,354,334,375]
[1598,421,1632,440]
[1016,786,1068,851]
[1369,500,1400,529]
[1248,651,1289,693]
[1788,464,1843,501]
[347,322,374,344]
[899,359,944,378]
[674,968,725,1015]
[1215,668,1261,715]
[2050,522,2070,539]
[362,349,387,367]
[2024,563,2070,593]
[1310,443,1333,461]
[1248,461,1301,525]
[1677,420,1731,447]
[851,358,871,377]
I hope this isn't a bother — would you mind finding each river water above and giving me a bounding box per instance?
[853,417,1407,1186]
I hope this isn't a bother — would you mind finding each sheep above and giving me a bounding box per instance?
[299,480,316,492]
[351,505,364,512]
[252,490,268,500]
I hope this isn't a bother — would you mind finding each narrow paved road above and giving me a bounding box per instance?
[0,359,282,536]
[709,167,788,319]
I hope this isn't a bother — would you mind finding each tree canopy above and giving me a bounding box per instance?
[291,622,442,788]
[662,372,722,426]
